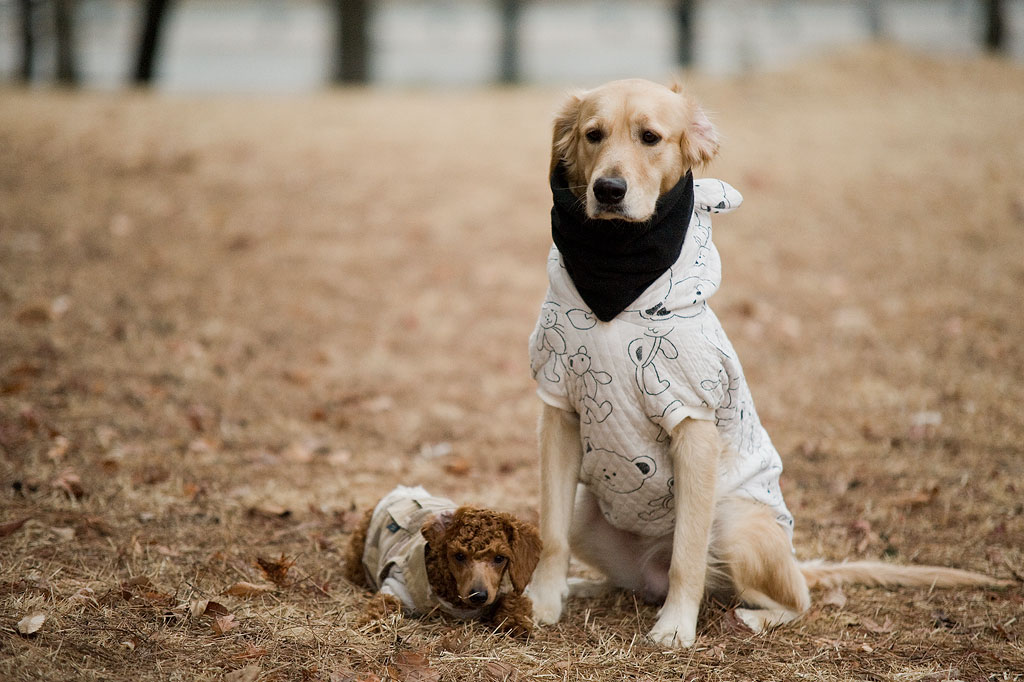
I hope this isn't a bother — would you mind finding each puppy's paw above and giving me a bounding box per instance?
[359,592,403,625]
[492,593,534,639]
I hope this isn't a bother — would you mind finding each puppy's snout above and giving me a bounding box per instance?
[467,590,489,606]
[593,176,627,205]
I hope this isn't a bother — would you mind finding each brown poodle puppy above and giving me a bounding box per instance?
[345,486,541,637]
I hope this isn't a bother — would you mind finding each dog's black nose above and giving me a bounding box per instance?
[467,590,488,606]
[593,176,627,205]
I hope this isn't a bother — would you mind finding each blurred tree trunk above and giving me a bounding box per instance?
[18,0,34,82]
[498,0,521,84]
[983,0,1005,53]
[863,0,883,40]
[675,0,696,67]
[331,0,369,84]
[54,0,78,85]
[134,0,172,85]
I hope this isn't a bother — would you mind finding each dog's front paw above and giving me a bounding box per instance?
[525,575,568,625]
[648,612,697,649]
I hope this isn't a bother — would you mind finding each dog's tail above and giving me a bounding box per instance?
[799,560,1014,590]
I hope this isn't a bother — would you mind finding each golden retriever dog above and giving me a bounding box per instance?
[525,79,1011,648]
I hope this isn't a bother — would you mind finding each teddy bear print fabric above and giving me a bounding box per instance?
[529,179,793,539]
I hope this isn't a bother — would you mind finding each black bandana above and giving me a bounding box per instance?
[550,164,695,322]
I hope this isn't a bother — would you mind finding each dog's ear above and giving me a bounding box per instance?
[420,510,454,547]
[504,515,542,594]
[671,83,719,169]
[550,89,585,177]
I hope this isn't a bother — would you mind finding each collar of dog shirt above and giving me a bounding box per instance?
[550,163,695,322]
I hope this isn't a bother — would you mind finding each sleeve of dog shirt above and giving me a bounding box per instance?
[642,325,724,434]
[528,310,574,413]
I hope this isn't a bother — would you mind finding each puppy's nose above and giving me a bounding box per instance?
[467,590,488,606]
[593,176,627,205]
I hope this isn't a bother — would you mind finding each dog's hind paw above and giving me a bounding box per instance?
[567,577,612,599]
[733,607,798,633]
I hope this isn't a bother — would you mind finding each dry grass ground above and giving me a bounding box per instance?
[1,47,1023,681]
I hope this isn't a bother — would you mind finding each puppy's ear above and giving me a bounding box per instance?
[420,510,454,547]
[550,90,585,177]
[671,83,719,169]
[504,516,542,594]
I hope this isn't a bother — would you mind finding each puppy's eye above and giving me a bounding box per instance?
[493,555,507,565]
[454,552,467,563]
[585,129,603,143]
[641,130,661,145]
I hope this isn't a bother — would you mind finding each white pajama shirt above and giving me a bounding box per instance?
[529,179,793,539]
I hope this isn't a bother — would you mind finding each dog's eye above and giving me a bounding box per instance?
[454,552,467,563]
[493,555,507,565]
[585,129,603,143]
[641,130,661,145]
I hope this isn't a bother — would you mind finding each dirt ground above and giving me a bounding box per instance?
[2,47,1023,681]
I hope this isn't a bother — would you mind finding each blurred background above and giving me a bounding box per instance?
[2,0,1023,91]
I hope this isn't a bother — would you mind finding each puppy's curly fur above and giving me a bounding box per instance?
[346,502,541,637]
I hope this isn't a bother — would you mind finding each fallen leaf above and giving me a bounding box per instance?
[848,519,879,554]
[52,471,85,499]
[418,442,452,459]
[186,404,212,432]
[483,661,519,682]
[68,587,98,607]
[247,505,292,520]
[225,664,261,682]
[232,643,269,661]
[95,425,117,450]
[363,395,394,413]
[326,449,351,466]
[133,466,170,486]
[182,481,206,501]
[224,581,274,597]
[256,554,294,586]
[17,611,46,635]
[16,304,51,325]
[50,295,70,318]
[50,526,76,541]
[443,456,471,477]
[821,586,847,609]
[211,613,239,635]
[891,483,940,508]
[330,672,382,682]
[141,589,175,606]
[188,598,209,621]
[46,436,71,461]
[0,517,31,539]
[281,442,314,463]
[283,368,312,386]
[387,651,440,682]
[860,616,894,633]
[120,576,153,592]
[908,410,942,441]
